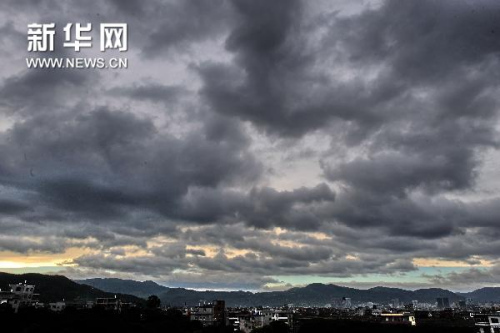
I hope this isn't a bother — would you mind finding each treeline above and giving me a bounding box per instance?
[296,319,475,333]
[0,306,232,333]
[251,319,476,333]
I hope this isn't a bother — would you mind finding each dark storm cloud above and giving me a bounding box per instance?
[109,0,144,16]
[168,223,421,278]
[198,0,334,137]
[241,184,335,230]
[181,224,338,263]
[0,69,91,115]
[168,247,417,278]
[311,0,500,245]
[0,200,29,215]
[199,0,500,153]
[0,235,68,254]
[174,183,335,230]
[334,0,500,84]
[324,190,462,238]
[0,106,263,230]
[424,264,500,288]
[325,151,477,196]
[108,83,187,105]
[142,0,232,56]
[0,21,26,57]
[72,253,189,275]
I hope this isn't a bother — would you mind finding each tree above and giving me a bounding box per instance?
[146,295,161,309]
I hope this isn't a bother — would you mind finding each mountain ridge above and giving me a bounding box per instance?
[76,277,169,299]
[78,277,500,306]
[0,272,143,304]
[459,287,500,303]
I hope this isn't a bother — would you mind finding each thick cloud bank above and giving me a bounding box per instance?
[0,0,499,290]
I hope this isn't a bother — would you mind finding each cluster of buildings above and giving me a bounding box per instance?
[182,299,500,332]
[183,300,295,332]
[184,300,227,327]
[289,298,500,332]
[348,296,480,312]
[2,281,500,333]
[227,308,295,332]
[0,281,132,313]
[327,297,351,309]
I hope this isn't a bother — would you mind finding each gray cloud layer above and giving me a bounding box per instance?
[0,0,500,290]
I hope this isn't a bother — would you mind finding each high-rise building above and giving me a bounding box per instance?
[436,298,443,308]
[189,300,228,327]
[342,297,352,308]
[391,298,400,308]
[443,298,450,308]
[436,297,450,309]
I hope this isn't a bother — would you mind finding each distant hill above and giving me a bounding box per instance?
[75,278,468,307]
[0,272,143,304]
[412,288,460,303]
[160,288,255,307]
[157,283,465,307]
[78,278,169,298]
[75,277,500,306]
[459,287,500,303]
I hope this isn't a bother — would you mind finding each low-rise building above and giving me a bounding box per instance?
[0,282,38,313]
[188,300,228,327]
[95,297,126,311]
[49,301,66,312]
[380,312,416,326]
[475,315,500,333]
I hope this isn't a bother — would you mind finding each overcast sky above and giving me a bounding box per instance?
[0,0,500,292]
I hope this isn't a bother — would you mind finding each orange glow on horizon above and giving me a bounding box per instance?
[413,257,493,267]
